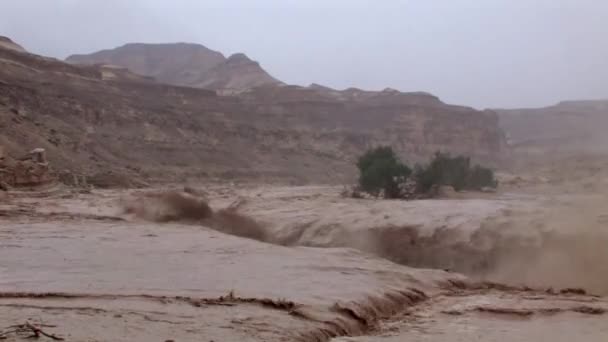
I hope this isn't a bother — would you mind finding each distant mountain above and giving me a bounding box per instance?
[66,42,282,92]
[496,100,608,154]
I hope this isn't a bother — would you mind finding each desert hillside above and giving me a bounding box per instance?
[497,100,608,154]
[66,42,282,92]
[1,37,505,185]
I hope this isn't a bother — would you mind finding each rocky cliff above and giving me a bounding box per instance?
[1,39,505,185]
[66,43,282,92]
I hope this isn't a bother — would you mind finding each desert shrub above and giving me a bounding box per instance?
[416,152,497,192]
[356,146,411,198]
[468,164,498,190]
[416,152,470,192]
[354,148,496,199]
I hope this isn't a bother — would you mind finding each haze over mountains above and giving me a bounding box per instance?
[497,100,608,154]
[66,43,282,93]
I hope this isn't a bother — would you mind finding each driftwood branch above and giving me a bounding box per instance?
[0,322,64,341]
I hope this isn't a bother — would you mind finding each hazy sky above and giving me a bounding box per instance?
[1,0,607,108]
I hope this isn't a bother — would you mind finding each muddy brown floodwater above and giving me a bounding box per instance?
[0,181,607,341]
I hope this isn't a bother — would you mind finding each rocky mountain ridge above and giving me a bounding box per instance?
[1,37,505,185]
[66,42,282,93]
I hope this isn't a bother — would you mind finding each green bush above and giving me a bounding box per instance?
[356,146,411,198]
[415,152,497,192]
[468,164,498,190]
[355,148,496,199]
[416,152,468,192]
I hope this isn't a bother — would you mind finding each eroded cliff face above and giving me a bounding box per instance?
[241,85,505,166]
[0,41,505,185]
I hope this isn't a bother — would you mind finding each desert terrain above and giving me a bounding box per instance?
[1,36,608,341]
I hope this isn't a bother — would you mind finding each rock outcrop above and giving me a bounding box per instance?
[66,43,282,92]
[1,38,505,184]
[0,36,26,53]
[0,147,53,188]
